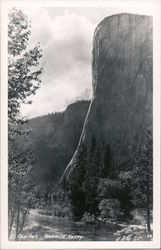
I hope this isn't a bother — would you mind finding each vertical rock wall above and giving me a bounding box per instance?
[62,13,152,181]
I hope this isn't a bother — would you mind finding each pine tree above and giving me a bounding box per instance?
[68,144,87,220]
[96,141,104,179]
[102,144,114,178]
[83,135,99,216]
[131,129,153,232]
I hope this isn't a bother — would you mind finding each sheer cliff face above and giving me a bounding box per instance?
[62,13,152,179]
[83,13,152,159]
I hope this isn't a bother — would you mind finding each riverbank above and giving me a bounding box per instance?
[35,208,153,240]
[14,209,119,241]
[11,209,152,241]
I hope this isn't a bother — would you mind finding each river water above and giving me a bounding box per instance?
[20,209,120,241]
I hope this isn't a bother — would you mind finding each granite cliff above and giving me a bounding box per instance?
[62,13,152,181]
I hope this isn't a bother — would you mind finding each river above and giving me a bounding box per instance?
[19,209,120,241]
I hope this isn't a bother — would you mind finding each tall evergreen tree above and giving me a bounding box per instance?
[131,129,153,232]
[100,143,114,179]
[68,144,87,220]
[83,135,99,216]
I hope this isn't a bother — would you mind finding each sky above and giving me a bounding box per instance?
[17,5,153,118]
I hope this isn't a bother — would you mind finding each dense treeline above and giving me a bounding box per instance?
[67,136,115,220]
[66,130,152,231]
[36,129,152,234]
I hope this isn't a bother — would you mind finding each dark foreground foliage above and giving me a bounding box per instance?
[67,130,153,232]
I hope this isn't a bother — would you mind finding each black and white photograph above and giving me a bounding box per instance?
[0,0,160,249]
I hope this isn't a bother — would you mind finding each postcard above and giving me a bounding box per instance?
[0,0,160,249]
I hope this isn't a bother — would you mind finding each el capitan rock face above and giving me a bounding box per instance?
[62,13,152,180]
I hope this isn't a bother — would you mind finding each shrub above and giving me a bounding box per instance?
[114,225,153,241]
[81,212,95,223]
[99,199,121,221]
[130,209,146,225]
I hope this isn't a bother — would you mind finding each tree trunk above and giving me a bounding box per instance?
[8,182,19,239]
[9,209,15,238]
[146,204,151,232]
[20,209,27,233]
[146,168,151,232]
[15,202,20,240]
[20,199,31,232]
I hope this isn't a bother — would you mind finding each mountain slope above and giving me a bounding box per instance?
[28,100,90,182]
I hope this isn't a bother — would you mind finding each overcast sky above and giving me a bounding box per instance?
[18,6,153,118]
